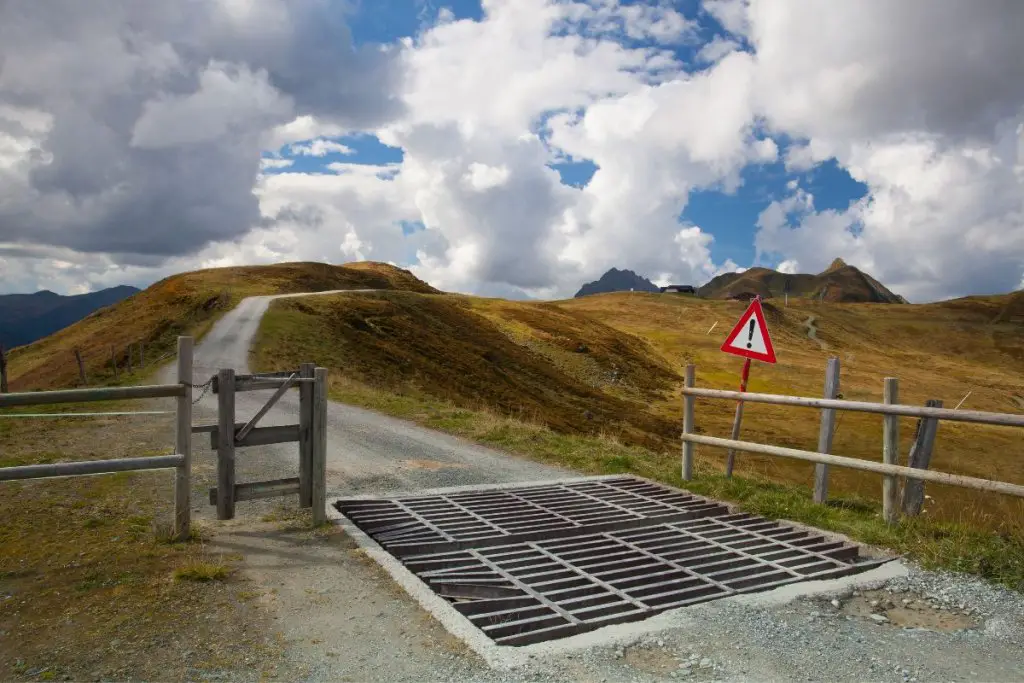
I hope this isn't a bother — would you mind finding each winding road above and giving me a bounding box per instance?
[171,290,568,498]
[804,314,827,350]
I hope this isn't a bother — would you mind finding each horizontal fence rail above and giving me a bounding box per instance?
[0,411,173,419]
[0,454,185,481]
[1,337,195,541]
[681,386,1024,428]
[0,384,186,408]
[680,434,1024,499]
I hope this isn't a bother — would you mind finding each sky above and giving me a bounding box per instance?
[1,0,1023,303]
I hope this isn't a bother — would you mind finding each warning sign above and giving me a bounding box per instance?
[720,298,777,363]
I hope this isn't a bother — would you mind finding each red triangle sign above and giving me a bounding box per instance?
[720,299,777,363]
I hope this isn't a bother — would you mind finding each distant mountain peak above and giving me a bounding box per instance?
[823,257,849,273]
[0,285,140,349]
[698,260,904,304]
[574,268,660,298]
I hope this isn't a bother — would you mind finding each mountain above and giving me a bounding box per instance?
[575,268,660,298]
[0,285,140,349]
[697,258,907,304]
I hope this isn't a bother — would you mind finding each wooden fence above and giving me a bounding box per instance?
[680,363,1024,524]
[0,337,331,531]
[0,337,195,540]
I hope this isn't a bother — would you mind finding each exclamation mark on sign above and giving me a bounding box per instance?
[746,319,755,348]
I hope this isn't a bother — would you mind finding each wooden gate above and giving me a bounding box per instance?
[192,363,328,524]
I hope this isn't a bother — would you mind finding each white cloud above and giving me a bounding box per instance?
[743,0,1024,301]
[463,162,511,191]
[131,62,292,149]
[0,0,404,271]
[777,259,799,274]
[288,138,355,156]
[704,0,750,37]
[696,36,740,65]
[260,157,294,170]
[262,115,347,150]
[374,0,760,295]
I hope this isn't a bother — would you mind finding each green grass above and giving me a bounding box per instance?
[172,562,232,583]
[321,377,1024,591]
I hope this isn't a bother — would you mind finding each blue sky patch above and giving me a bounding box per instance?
[683,146,868,268]
[399,220,426,236]
[549,159,598,188]
[264,134,405,175]
[346,0,483,45]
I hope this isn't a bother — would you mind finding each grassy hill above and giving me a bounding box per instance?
[699,258,907,303]
[5,262,437,392]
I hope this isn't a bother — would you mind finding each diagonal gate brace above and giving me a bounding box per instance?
[234,372,296,444]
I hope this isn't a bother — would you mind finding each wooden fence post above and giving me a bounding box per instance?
[682,364,696,481]
[216,368,236,520]
[813,357,841,504]
[74,349,88,386]
[312,367,328,525]
[725,401,745,478]
[110,345,119,381]
[0,344,8,393]
[127,345,133,374]
[298,362,315,508]
[174,337,193,540]
[902,399,942,516]
[139,342,145,369]
[882,377,900,524]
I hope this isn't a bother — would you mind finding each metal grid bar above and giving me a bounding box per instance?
[338,476,886,647]
[336,477,730,557]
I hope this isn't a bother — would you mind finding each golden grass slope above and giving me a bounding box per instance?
[6,261,437,392]
[255,288,1024,536]
[253,292,681,451]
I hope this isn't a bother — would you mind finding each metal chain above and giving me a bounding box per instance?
[188,377,215,404]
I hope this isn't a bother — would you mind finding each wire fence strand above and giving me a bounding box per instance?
[0,411,173,419]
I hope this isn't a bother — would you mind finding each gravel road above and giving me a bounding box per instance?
[169,292,1024,682]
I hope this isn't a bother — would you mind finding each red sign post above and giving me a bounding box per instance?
[719,297,776,477]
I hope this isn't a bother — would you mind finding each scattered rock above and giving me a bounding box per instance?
[699,658,713,669]
[830,599,841,608]
[870,614,890,624]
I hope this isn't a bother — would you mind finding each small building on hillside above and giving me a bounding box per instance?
[660,284,696,294]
